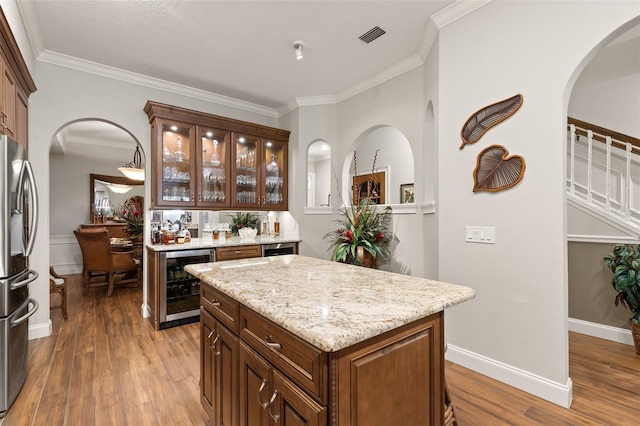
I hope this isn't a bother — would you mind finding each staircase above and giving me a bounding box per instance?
[566,117,640,237]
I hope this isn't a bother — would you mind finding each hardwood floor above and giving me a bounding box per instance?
[3,274,640,425]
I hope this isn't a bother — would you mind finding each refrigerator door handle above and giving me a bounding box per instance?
[11,298,39,327]
[16,160,39,257]
[9,270,38,290]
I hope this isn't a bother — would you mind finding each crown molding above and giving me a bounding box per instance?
[335,54,423,104]
[15,0,43,64]
[278,95,338,117]
[37,50,279,119]
[431,0,493,29]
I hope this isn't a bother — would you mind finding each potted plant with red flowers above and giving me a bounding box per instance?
[324,150,396,268]
[113,203,144,241]
[324,198,394,268]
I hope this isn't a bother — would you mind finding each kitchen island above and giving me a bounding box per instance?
[185,255,474,426]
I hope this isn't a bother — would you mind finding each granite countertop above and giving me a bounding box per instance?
[185,255,475,352]
[146,236,302,252]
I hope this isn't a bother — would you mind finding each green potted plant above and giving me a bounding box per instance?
[604,244,640,355]
[227,212,259,236]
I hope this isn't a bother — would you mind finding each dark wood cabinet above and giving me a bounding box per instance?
[200,308,216,418]
[0,8,36,148]
[201,307,239,426]
[145,101,289,210]
[201,279,444,425]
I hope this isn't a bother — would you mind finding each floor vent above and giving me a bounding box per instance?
[359,26,386,44]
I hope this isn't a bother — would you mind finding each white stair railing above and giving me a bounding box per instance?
[567,118,640,228]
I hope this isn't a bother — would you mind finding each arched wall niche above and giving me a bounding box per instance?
[340,125,415,206]
[306,139,332,207]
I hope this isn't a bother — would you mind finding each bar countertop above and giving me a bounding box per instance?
[185,255,475,352]
[146,236,301,252]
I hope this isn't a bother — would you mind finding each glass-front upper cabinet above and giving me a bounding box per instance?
[262,139,287,210]
[231,133,260,209]
[153,118,196,208]
[198,127,230,208]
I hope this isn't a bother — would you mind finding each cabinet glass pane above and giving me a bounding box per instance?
[161,124,191,203]
[201,129,229,204]
[235,135,258,205]
[264,141,285,206]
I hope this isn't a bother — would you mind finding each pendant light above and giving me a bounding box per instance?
[106,183,133,194]
[118,145,145,181]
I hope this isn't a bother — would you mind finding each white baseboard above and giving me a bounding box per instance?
[141,303,150,318]
[51,263,82,275]
[446,344,573,408]
[29,319,52,340]
[568,317,633,346]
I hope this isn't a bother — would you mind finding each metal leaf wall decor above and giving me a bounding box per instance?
[473,145,525,192]
[460,94,523,150]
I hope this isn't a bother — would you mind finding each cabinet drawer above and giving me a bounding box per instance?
[216,245,261,261]
[201,285,239,334]
[240,307,327,404]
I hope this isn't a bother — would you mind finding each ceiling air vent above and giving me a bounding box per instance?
[359,26,386,44]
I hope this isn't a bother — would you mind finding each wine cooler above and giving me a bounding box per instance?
[158,249,214,329]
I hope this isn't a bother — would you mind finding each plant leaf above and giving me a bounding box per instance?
[473,145,525,193]
[460,94,524,149]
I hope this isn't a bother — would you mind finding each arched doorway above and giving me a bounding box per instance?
[48,118,145,275]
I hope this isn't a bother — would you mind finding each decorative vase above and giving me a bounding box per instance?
[631,320,640,356]
[356,246,376,269]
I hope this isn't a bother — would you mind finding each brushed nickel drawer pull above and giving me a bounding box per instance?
[234,250,243,254]
[207,330,214,340]
[268,390,280,422]
[211,334,220,351]
[265,335,282,350]
[210,299,221,307]
[258,379,269,408]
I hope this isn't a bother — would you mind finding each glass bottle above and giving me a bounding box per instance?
[211,140,221,166]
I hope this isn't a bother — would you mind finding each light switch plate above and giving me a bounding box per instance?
[465,226,495,244]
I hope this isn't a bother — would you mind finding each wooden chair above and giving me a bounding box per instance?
[73,229,141,297]
[49,267,68,319]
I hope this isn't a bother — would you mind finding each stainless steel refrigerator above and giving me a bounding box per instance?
[0,135,38,418]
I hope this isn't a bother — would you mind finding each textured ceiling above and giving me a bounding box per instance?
[29,0,454,109]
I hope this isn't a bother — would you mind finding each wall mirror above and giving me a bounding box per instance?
[90,173,145,216]
[307,140,332,207]
[347,126,414,205]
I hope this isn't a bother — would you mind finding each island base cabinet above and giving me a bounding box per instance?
[201,308,238,426]
[239,342,325,426]
[334,312,444,426]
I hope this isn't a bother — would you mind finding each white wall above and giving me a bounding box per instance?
[569,34,640,138]
[436,0,639,407]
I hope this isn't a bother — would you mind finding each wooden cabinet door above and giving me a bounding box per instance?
[231,132,262,209]
[196,125,231,208]
[271,370,325,426]
[216,322,238,426]
[200,308,217,419]
[151,118,196,208]
[261,139,288,211]
[239,341,271,426]
[1,58,15,138]
[336,315,443,426]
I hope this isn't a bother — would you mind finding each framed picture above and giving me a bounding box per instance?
[400,183,414,204]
